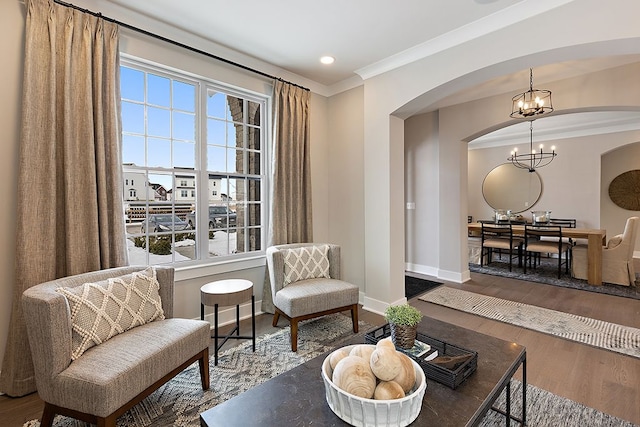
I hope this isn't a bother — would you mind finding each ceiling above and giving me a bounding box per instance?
[104,0,640,138]
[109,0,539,88]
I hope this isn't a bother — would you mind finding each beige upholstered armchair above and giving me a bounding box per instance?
[22,266,211,427]
[572,217,639,286]
[266,243,360,351]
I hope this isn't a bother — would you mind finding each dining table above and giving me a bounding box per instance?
[468,222,607,285]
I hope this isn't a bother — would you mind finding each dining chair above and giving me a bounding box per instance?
[548,218,577,228]
[524,224,571,278]
[480,222,524,271]
[543,217,578,252]
[549,218,577,242]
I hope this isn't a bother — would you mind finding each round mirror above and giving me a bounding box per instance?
[482,164,542,213]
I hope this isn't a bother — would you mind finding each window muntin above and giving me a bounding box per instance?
[121,60,265,266]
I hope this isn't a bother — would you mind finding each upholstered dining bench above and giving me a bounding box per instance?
[22,265,211,427]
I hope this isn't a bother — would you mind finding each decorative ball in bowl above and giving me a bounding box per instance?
[321,341,427,427]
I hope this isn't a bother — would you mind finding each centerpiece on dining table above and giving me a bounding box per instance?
[531,210,552,224]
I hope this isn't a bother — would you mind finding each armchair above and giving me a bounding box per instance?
[266,243,360,351]
[21,266,211,427]
[572,217,639,286]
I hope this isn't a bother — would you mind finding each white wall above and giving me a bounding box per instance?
[327,87,366,288]
[405,112,440,276]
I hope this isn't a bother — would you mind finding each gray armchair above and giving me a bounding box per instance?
[22,266,211,427]
[266,243,360,351]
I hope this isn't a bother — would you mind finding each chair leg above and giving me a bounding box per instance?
[518,245,523,267]
[97,415,117,427]
[199,347,210,390]
[290,319,299,352]
[272,311,280,327]
[350,304,359,333]
[40,403,56,427]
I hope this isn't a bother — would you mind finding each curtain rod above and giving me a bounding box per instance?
[52,0,310,92]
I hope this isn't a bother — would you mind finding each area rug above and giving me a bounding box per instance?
[483,379,638,427]
[23,312,638,427]
[405,274,442,299]
[469,258,640,300]
[420,286,640,358]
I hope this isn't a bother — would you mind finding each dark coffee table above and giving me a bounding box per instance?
[200,316,526,427]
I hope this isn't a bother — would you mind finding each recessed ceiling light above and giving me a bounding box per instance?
[320,56,335,65]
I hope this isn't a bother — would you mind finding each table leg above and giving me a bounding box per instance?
[522,357,527,426]
[235,303,241,337]
[214,303,219,366]
[251,295,256,352]
[587,234,603,285]
[505,380,511,427]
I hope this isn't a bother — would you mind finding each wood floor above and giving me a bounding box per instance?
[1,271,638,426]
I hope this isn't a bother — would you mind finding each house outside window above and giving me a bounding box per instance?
[120,59,265,266]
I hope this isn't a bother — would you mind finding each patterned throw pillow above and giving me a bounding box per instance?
[57,267,165,360]
[282,245,331,286]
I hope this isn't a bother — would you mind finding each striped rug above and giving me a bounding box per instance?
[419,286,640,358]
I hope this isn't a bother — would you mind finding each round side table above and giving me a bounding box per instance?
[200,279,256,365]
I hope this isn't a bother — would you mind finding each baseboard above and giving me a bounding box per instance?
[405,262,438,277]
[405,262,467,283]
[437,268,467,283]
[362,295,406,317]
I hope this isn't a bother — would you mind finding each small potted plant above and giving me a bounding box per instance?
[384,304,423,349]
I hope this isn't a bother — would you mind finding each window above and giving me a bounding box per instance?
[121,59,265,266]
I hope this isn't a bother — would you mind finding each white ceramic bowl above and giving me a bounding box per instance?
[321,345,427,427]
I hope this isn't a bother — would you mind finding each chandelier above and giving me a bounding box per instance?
[510,68,553,119]
[508,121,556,172]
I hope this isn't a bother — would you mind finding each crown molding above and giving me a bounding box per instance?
[355,0,575,81]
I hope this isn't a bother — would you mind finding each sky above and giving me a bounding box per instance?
[120,64,238,196]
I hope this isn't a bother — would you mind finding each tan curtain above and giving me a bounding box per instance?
[261,81,313,313]
[0,0,127,396]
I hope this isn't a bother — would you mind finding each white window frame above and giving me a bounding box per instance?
[120,57,268,269]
